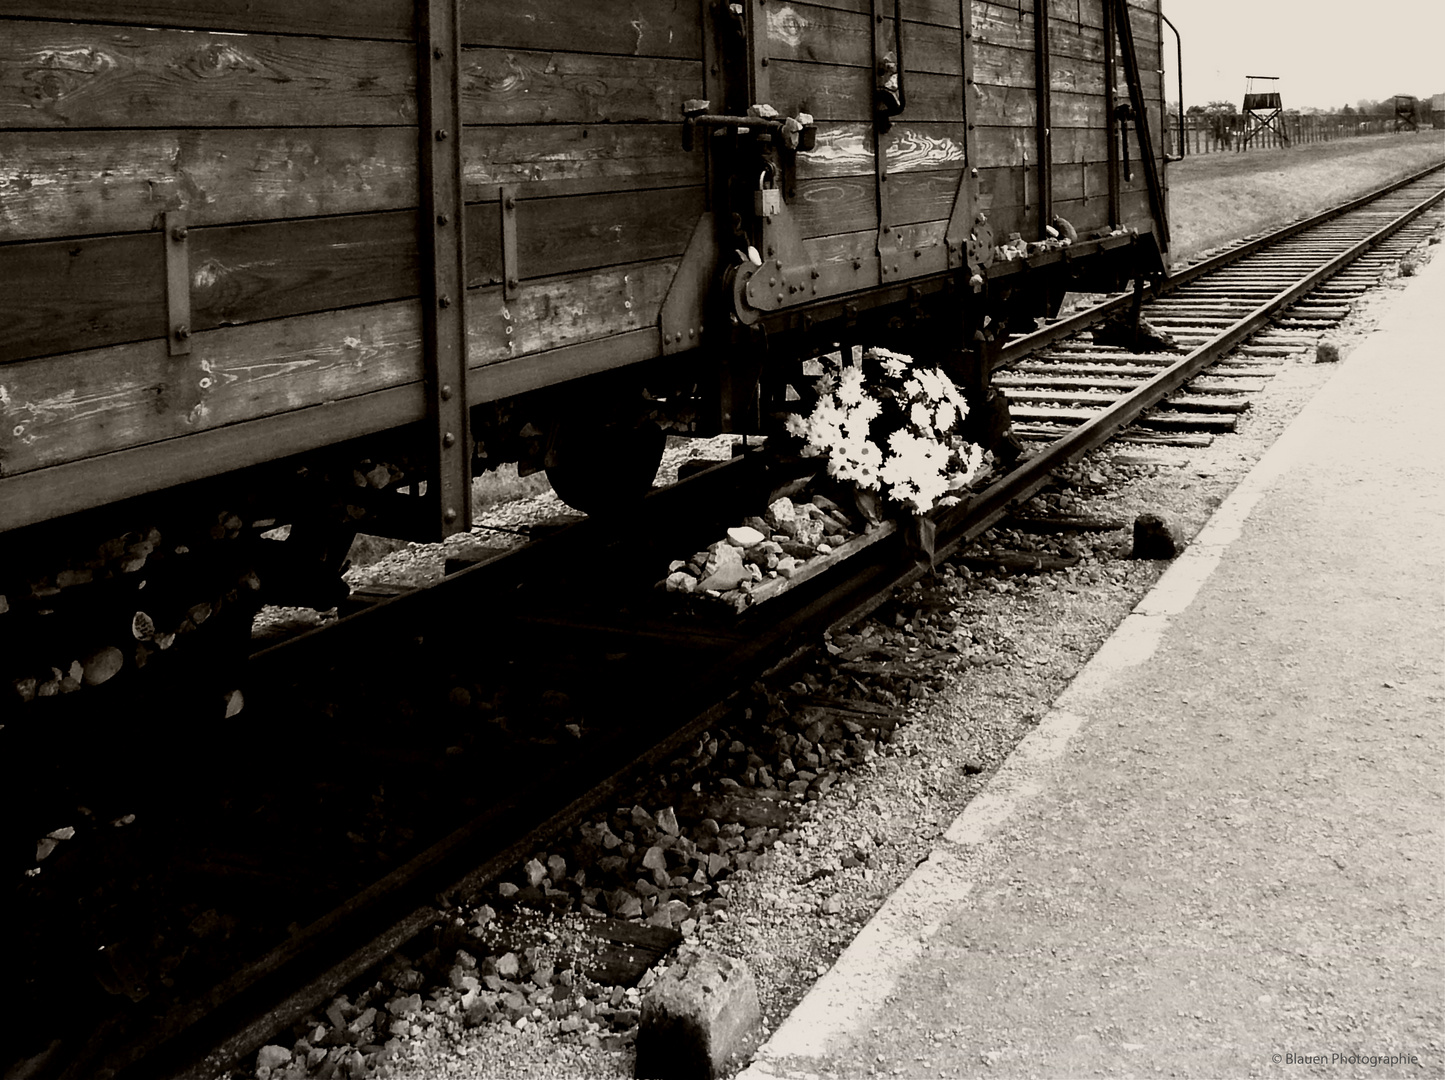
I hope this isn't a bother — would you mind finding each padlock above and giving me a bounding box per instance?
[754,169,782,218]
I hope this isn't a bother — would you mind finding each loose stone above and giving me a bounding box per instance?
[637,952,762,1080]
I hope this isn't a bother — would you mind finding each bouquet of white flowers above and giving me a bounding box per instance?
[783,347,986,516]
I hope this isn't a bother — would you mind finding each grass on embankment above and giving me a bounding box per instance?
[1166,130,1445,265]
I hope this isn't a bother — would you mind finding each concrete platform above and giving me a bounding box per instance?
[741,250,1445,1079]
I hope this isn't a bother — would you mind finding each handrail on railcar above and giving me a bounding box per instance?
[1161,12,1185,161]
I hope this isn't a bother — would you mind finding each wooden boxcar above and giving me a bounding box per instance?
[0,0,1169,705]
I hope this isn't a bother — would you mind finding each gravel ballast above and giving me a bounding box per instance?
[225,236,1437,1080]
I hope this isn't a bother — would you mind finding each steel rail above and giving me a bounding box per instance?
[66,453,776,1080]
[940,175,1445,559]
[996,160,1445,367]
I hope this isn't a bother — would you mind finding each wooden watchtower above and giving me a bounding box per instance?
[1242,75,1290,147]
[1393,95,1420,132]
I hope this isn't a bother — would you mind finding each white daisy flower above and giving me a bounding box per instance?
[836,365,867,408]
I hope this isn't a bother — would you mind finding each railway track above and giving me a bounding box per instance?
[937,162,1445,561]
[15,163,1444,1080]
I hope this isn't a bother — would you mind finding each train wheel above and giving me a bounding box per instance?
[544,416,666,517]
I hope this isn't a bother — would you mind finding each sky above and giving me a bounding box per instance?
[1158,1,1444,112]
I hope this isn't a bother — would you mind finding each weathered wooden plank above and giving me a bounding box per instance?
[801,228,880,290]
[1,384,425,534]
[516,187,702,279]
[469,327,657,402]
[1065,0,1162,20]
[979,159,1141,234]
[978,182,1139,239]
[789,168,960,236]
[972,42,1035,89]
[0,256,682,476]
[0,232,165,365]
[884,121,967,171]
[1051,192,1112,236]
[0,127,418,242]
[972,139,1154,191]
[903,21,963,76]
[0,20,415,129]
[973,3,1033,51]
[901,0,963,28]
[794,122,874,178]
[2,183,703,363]
[1042,180,1152,234]
[462,123,703,200]
[975,164,1024,217]
[798,219,948,296]
[769,61,863,121]
[458,48,701,124]
[762,2,960,75]
[460,0,701,59]
[1050,50,1107,95]
[466,186,704,284]
[771,61,962,121]
[973,33,1114,92]
[467,259,676,366]
[788,0,962,29]
[0,300,425,477]
[789,175,875,237]
[191,214,420,329]
[1049,125,1109,163]
[0,212,421,363]
[888,168,963,225]
[0,1,414,40]
[1050,19,1105,62]
[1066,0,1166,35]
[1075,0,1104,29]
[975,4,1138,66]
[972,88,1105,128]
[1117,188,1152,225]
[797,121,966,179]
[974,125,1034,169]
[764,2,871,67]
[854,123,962,181]
[1051,161,1110,201]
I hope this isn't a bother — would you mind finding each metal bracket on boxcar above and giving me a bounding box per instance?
[875,53,903,127]
[659,212,719,354]
[163,210,192,357]
[732,198,818,322]
[681,100,816,153]
[736,250,822,319]
[878,221,947,281]
[872,0,907,132]
[966,214,996,291]
[1116,101,1135,183]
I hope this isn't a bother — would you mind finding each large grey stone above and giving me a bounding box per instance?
[1132,513,1182,560]
[636,952,761,1080]
[698,546,750,592]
